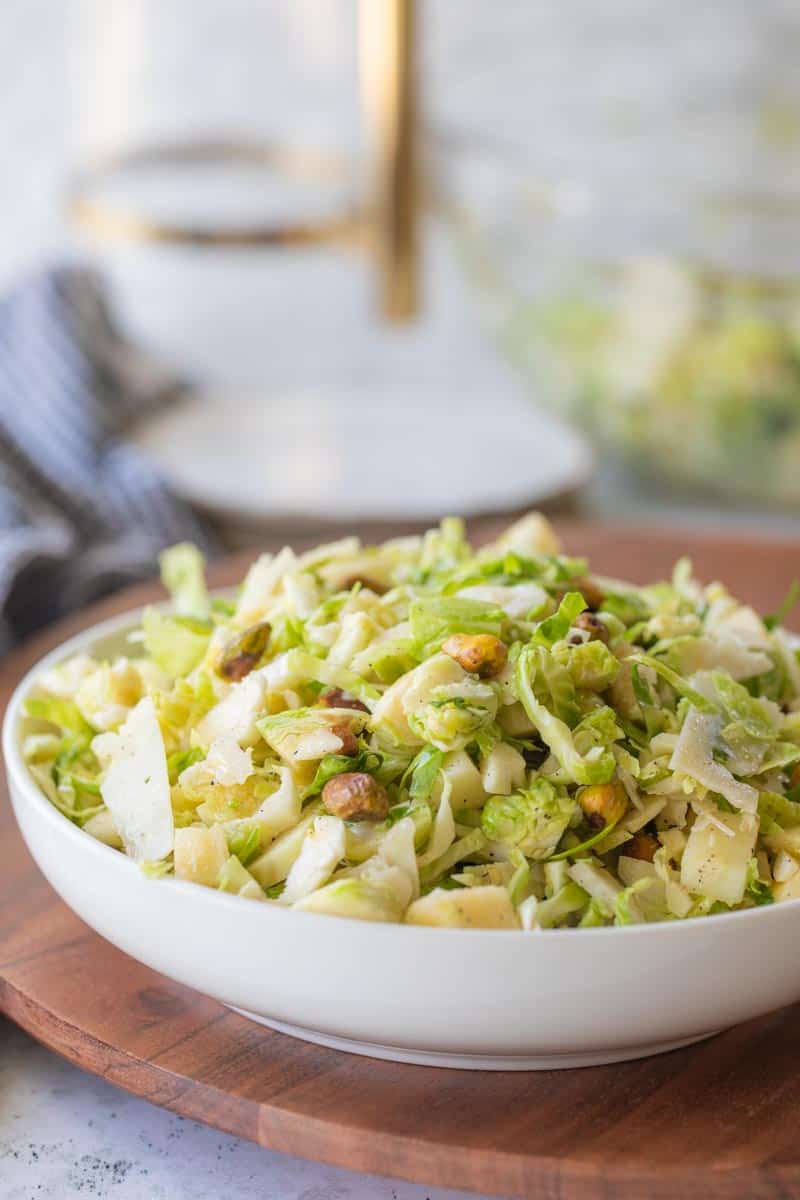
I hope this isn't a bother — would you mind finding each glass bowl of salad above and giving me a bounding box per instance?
[447,162,800,506]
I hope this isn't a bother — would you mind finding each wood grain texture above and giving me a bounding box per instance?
[3,521,800,1200]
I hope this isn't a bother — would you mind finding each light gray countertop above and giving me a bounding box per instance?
[0,1019,483,1200]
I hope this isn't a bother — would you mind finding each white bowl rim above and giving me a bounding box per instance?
[5,601,800,945]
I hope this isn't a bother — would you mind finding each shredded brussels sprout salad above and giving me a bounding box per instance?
[21,513,800,929]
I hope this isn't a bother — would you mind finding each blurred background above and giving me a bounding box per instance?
[2,0,800,642]
[3,6,800,1195]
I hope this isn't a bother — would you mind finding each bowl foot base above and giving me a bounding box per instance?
[228,1008,718,1070]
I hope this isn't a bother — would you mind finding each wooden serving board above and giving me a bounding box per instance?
[3,522,800,1200]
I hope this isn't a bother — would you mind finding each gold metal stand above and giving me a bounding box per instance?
[68,1,419,320]
[69,140,365,250]
[360,0,418,319]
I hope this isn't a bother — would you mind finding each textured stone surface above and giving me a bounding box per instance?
[0,1020,479,1200]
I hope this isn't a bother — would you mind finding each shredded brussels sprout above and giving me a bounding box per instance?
[20,512,800,930]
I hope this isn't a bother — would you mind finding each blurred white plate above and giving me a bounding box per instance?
[133,383,592,524]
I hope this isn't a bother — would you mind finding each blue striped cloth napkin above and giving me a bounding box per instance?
[0,268,216,651]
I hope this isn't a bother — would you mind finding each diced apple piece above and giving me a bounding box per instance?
[249,804,320,890]
[680,811,758,906]
[174,825,229,887]
[281,816,346,903]
[773,871,800,904]
[480,743,526,797]
[294,876,403,922]
[406,885,520,929]
[433,750,486,810]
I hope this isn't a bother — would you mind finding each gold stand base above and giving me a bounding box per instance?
[68,138,366,250]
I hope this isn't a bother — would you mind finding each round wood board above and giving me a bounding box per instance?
[3,521,800,1200]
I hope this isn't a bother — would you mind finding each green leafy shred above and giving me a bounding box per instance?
[20,514,800,929]
[534,591,586,647]
[765,581,800,632]
[745,858,774,906]
[409,596,505,653]
[226,821,262,866]
[406,746,445,801]
[159,542,209,618]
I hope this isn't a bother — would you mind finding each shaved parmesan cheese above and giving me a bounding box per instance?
[708,604,772,650]
[674,635,772,681]
[205,735,253,785]
[692,806,737,838]
[669,708,757,813]
[282,816,345,903]
[236,547,296,624]
[179,734,253,789]
[196,674,266,747]
[93,697,173,863]
[493,511,561,556]
[458,583,548,621]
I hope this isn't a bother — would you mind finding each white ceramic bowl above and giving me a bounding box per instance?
[6,608,800,1070]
